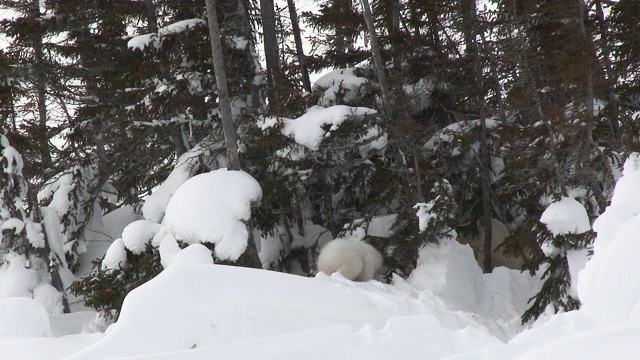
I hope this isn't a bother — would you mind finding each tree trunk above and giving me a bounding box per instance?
[260,0,281,103]
[461,0,493,272]
[32,0,53,172]
[286,0,311,93]
[144,0,158,33]
[360,0,393,118]
[205,0,262,269]
[205,0,241,171]
[391,0,401,69]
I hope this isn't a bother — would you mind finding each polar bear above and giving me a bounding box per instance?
[317,239,384,282]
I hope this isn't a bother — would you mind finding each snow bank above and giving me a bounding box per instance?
[403,238,541,341]
[578,154,640,323]
[66,264,501,359]
[163,169,262,261]
[0,297,51,338]
[0,254,40,299]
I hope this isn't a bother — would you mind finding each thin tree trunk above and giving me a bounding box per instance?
[286,0,311,93]
[205,0,241,171]
[205,0,262,269]
[360,0,393,118]
[461,0,493,272]
[391,0,401,69]
[260,0,281,102]
[593,0,620,140]
[144,0,158,33]
[32,0,53,171]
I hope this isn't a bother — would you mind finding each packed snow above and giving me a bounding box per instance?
[4,155,640,359]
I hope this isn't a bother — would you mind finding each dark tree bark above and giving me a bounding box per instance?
[361,0,393,118]
[205,0,262,269]
[461,0,493,272]
[204,0,241,171]
[260,0,281,102]
[32,0,53,172]
[286,0,311,93]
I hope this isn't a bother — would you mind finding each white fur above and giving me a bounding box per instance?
[317,239,384,282]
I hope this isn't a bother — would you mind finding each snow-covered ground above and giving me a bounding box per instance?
[2,155,640,359]
[1,152,640,358]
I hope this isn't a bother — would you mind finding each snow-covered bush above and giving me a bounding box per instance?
[0,135,69,313]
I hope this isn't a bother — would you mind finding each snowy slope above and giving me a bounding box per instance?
[3,155,640,359]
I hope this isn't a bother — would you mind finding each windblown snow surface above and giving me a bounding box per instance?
[3,154,640,359]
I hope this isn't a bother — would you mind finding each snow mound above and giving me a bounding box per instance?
[0,297,51,338]
[540,197,591,237]
[66,264,500,359]
[403,238,541,341]
[121,220,163,255]
[577,154,640,323]
[0,253,39,299]
[163,169,262,261]
[32,284,64,315]
[169,244,213,266]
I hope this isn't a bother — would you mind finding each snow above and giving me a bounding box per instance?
[40,207,67,265]
[424,119,500,156]
[32,284,64,315]
[540,197,591,237]
[1,135,24,174]
[313,68,369,106]
[0,218,23,235]
[163,169,262,261]
[0,253,40,299]
[6,151,640,359]
[159,19,205,37]
[121,220,163,255]
[358,126,388,158]
[128,19,205,50]
[66,263,504,359]
[160,236,213,269]
[25,219,45,248]
[414,201,437,232]
[46,173,74,217]
[101,238,127,270]
[127,33,157,50]
[271,105,377,150]
[141,143,207,223]
[0,297,51,338]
